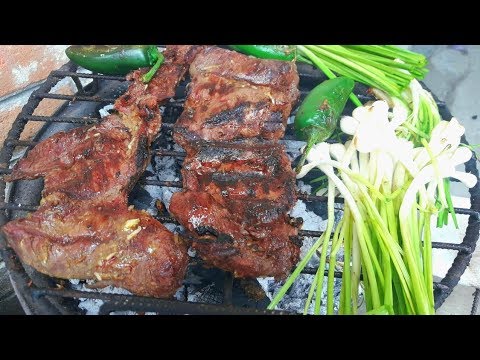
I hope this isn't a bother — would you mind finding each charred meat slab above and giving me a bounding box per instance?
[115,45,203,117]
[170,47,301,279]
[170,191,299,279]
[180,139,297,226]
[174,46,299,148]
[2,45,204,298]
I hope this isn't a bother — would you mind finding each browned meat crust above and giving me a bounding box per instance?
[2,45,204,298]
[4,113,149,200]
[181,139,297,226]
[170,47,301,279]
[6,194,187,297]
[169,191,299,279]
[174,47,299,147]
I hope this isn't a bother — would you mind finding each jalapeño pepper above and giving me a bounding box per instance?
[65,45,164,82]
[228,45,296,61]
[294,77,355,173]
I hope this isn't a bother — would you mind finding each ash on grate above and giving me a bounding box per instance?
[69,280,134,315]
[258,271,343,315]
[153,157,181,211]
[69,279,185,315]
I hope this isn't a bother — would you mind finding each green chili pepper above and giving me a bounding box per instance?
[229,45,296,61]
[294,76,355,173]
[65,45,164,82]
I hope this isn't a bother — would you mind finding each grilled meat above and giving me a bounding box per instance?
[115,45,203,117]
[174,47,299,148]
[170,47,301,279]
[4,194,188,297]
[181,139,296,226]
[2,45,204,298]
[170,191,299,278]
[4,113,150,200]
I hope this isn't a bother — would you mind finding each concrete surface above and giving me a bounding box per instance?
[0,45,478,315]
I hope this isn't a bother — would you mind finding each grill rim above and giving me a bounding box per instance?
[0,60,479,315]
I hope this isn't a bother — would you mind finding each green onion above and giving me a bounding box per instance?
[296,45,428,101]
[276,101,476,315]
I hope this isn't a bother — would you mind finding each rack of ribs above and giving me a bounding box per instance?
[170,47,301,279]
[2,45,204,298]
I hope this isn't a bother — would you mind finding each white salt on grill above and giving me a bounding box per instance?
[187,283,222,304]
[154,156,178,182]
[297,180,312,194]
[163,223,179,233]
[280,139,305,162]
[258,273,343,315]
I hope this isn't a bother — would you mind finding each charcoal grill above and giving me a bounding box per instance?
[1,57,479,315]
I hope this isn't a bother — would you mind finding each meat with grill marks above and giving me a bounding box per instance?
[2,45,204,298]
[180,139,297,226]
[174,46,299,148]
[170,47,301,279]
[4,113,151,200]
[170,191,299,279]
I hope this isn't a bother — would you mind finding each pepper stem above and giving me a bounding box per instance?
[295,129,324,174]
[142,54,164,84]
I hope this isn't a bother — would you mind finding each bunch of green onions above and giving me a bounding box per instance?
[268,105,475,314]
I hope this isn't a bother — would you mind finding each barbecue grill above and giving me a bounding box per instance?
[1,58,479,315]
